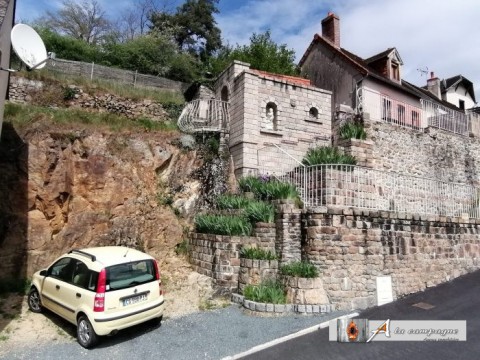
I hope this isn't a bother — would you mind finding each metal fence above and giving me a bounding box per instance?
[362,88,424,129]
[255,157,480,218]
[45,58,187,92]
[421,99,470,136]
[177,99,229,133]
[301,165,479,218]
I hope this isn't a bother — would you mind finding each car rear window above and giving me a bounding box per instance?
[106,260,156,291]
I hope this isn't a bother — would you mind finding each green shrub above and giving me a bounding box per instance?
[194,214,252,236]
[280,261,319,278]
[243,279,286,304]
[339,122,367,140]
[238,176,300,202]
[240,247,277,260]
[238,176,263,194]
[244,201,275,223]
[301,146,357,167]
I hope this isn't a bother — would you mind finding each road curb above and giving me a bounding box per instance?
[222,311,359,360]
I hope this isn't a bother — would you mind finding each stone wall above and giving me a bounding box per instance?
[214,61,332,177]
[8,76,173,123]
[304,207,480,310]
[365,118,480,185]
[189,223,276,290]
[238,258,278,293]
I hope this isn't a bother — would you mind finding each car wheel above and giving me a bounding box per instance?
[27,287,42,313]
[77,315,99,349]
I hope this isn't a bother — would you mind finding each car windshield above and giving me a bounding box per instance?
[106,260,156,291]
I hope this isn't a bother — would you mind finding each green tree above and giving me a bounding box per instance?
[149,0,222,59]
[37,27,102,62]
[213,30,298,76]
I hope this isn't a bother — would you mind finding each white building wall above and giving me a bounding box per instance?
[444,85,475,110]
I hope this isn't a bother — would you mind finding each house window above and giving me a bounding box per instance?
[382,98,392,121]
[459,99,465,110]
[397,104,405,124]
[392,63,400,81]
[411,110,420,128]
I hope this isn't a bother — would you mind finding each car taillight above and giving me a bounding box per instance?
[153,260,163,296]
[94,268,106,312]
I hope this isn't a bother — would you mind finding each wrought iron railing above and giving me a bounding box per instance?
[177,99,229,133]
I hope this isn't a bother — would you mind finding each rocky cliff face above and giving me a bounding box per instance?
[0,123,207,279]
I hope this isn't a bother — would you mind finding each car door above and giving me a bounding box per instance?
[41,257,77,321]
[58,260,97,323]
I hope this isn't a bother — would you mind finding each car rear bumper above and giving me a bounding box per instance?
[92,298,165,336]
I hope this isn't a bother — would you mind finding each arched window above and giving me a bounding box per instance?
[221,86,229,102]
[309,107,319,119]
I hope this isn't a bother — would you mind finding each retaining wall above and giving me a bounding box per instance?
[304,206,480,310]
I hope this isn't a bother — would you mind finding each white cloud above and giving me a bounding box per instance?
[217,0,480,102]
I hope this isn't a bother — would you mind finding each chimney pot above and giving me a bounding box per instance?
[430,71,435,79]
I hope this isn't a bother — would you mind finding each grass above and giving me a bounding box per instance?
[280,261,319,278]
[240,247,277,260]
[301,146,357,167]
[215,194,251,210]
[4,102,179,132]
[243,280,286,304]
[194,214,252,236]
[17,69,185,106]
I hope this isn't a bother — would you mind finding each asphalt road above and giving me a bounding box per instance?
[241,269,480,360]
[0,304,349,360]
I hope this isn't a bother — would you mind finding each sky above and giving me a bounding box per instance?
[15,0,480,101]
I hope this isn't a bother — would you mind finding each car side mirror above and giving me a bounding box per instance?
[40,270,48,276]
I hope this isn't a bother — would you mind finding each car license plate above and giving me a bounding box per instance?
[123,294,147,306]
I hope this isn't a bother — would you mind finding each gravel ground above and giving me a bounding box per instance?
[0,304,350,360]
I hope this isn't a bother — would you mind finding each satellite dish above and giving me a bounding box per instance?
[10,24,54,71]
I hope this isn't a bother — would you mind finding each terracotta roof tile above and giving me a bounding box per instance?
[251,69,311,87]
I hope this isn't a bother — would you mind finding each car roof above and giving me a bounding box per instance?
[65,246,154,271]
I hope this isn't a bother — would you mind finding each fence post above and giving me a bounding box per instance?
[90,62,94,81]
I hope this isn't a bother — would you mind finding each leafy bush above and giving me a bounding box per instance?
[339,122,367,140]
[194,214,252,236]
[301,146,357,167]
[280,261,319,278]
[243,279,286,304]
[240,247,277,260]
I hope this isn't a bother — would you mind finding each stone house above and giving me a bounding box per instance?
[179,61,333,177]
[0,0,15,138]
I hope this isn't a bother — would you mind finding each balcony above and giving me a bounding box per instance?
[177,99,229,133]
[360,87,471,136]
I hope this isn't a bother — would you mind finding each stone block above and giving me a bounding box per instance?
[274,304,286,313]
[255,302,266,312]
[266,303,274,312]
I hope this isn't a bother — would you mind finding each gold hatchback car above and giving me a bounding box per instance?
[28,246,165,348]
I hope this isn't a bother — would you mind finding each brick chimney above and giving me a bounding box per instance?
[427,71,441,99]
[321,12,340,47]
